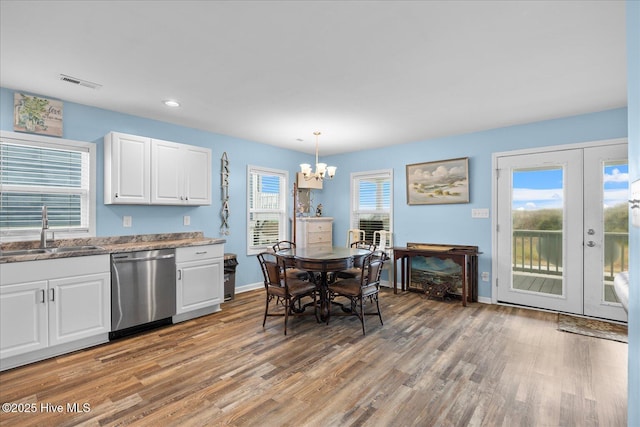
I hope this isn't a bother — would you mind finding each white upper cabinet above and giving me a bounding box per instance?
[105,132,211,205]
[104,132,151,204]
[182,144,212,205]
[151,139,211,205]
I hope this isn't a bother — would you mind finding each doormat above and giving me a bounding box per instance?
[557,313,627,343]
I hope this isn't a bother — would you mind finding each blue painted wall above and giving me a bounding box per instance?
[320,109,627,300]
[0,87,628,298]
[0,86,305,288]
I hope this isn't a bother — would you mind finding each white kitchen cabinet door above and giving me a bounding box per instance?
[151,140,211,205]
[176,258,223,314]
[104,132,151,204]
[184,145,211,205]
[151,139,183,204]
[0,281,48,359]
[48,272,111,346]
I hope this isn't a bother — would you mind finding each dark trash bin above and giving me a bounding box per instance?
[224,253,238,301]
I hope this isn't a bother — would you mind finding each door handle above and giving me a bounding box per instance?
[586,241,596,247]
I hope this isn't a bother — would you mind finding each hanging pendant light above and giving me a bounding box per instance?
[300,131,337,181]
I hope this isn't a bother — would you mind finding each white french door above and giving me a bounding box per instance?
[495,141,628,322]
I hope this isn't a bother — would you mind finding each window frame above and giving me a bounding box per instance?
[350,169,393,242]
[246,165,288,255]
[0,130,96,242]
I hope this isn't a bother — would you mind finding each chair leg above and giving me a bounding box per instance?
[376,294,383,325]
[284,298,289,336]
[263,294,269,327]
[359,296,366,335]
[313,290,320,323]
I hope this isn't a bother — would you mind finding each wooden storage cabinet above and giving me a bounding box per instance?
[105,131,211,206]
[296,217,333,249]
[0,255,110,369]
[175,244,224,318]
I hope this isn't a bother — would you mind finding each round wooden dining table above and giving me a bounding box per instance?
[275,246,371,319]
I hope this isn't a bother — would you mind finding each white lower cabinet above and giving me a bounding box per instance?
[174,244,224,322]
[0,256,110,370]
[0,280,49,357]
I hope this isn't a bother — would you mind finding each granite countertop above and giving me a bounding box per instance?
[0,232,226,263]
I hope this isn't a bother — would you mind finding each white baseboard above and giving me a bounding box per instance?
[234,281,493,305]
[236,282,263,294]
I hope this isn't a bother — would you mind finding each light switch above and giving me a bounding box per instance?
[123,215,132,227]
[183,215,190,226]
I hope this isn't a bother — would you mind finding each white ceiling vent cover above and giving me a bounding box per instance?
[59,74,102,90]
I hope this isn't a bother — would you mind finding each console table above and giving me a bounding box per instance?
[392,243,479,306]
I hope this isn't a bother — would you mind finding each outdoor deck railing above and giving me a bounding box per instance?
[512,230,628,280]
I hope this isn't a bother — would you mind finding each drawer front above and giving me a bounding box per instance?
[176,244,224,262]
[308,241,331,250]
[307,221,331,233]
[307,232,331,245]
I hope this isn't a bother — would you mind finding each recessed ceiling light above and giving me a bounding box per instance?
[163,99,180,107]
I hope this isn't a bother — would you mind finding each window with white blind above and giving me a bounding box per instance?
[247,165,288,255]
[350,169,393,242]
[0,131,96,241]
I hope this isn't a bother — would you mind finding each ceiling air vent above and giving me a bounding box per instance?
[59,74,102,90]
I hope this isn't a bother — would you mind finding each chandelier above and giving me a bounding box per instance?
[299,131,337,181]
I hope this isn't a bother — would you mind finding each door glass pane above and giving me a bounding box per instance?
[603,162,629,303]
[511,167,564,296]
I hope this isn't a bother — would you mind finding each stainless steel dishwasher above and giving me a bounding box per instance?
[110,248,176,339]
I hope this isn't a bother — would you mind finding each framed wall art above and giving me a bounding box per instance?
[13,93,63,137]
[406,157,469,205]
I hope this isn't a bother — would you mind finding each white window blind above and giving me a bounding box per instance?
[351,169,393,242]
[247,166,287,254]
[0,133,94,239]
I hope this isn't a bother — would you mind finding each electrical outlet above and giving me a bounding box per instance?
[183,215,190,226]
[472,208,490,218]
[481,272,490,282]
[123,216,132,227]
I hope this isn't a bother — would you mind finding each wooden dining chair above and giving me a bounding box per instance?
[272,240,309,281]
[335,240,377,280]
[327,251,386,335]
[257,252,318,335]
[346,229,365,247]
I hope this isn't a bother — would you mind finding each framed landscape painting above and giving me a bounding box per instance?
[406,157,469,205]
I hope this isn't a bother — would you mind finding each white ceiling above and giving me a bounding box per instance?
[0,1,627,155]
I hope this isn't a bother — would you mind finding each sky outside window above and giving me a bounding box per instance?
[512,164,629,211]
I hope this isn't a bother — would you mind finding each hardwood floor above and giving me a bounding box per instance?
[0,289,627,426]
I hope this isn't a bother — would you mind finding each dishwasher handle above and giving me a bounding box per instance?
[112,253,175,263]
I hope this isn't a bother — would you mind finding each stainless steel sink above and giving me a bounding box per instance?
[46,245,104,253]
[1,245,105,257]
[0,248,48,256]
